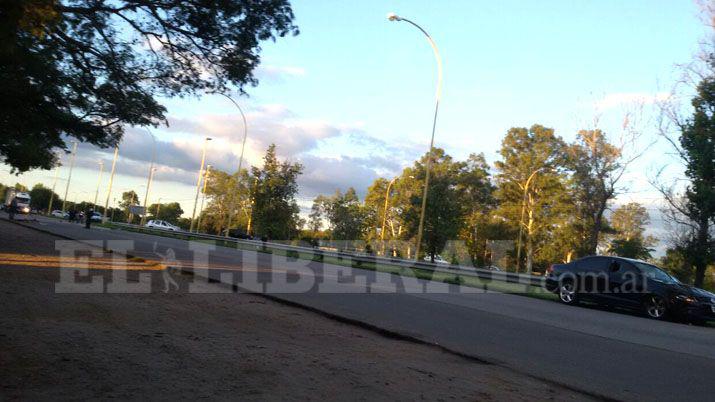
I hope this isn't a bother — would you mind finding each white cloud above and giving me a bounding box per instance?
[255,65,306,82]
[594,92,670,110]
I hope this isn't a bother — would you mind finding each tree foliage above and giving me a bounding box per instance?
[1,0,298,172]
[250,144,302,240]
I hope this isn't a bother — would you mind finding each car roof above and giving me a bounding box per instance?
[579,255,653,266]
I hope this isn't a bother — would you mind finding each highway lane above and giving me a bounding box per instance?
[9,215,715,401]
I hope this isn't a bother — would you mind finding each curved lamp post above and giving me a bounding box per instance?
[93,160,104,207]
[190,137,212,233]
[61,141,78,213]
[387,12,443,261]
[218,93,249,237]
[103,146,120,221]
[516,167,545,273]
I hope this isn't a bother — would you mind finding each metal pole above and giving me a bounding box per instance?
[190,137,211,232]
[103,146,119,220]
[515,169,542,272]
[140,130,157,226]
[93,161,104,207]
[47,157,61,214]
[61,141,78,213]
[388,14,443,261]
[380,177,397,255]
[196,165,211,232]
[155,198,161,219]
[219,94,249,237]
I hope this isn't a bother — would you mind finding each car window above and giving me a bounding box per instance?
[577,256,610,272]
[634,262,679,284]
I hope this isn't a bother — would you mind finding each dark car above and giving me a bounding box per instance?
[545,255,715,324]
[228,228,253,240]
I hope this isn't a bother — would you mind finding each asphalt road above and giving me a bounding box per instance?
[8,215,715,401]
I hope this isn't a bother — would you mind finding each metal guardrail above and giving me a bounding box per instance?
[107,222,546,287]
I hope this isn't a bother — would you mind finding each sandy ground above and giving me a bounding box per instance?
[0,219,594,401]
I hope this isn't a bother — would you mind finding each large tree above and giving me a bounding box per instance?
[398,148,463,261]
[658,72,715,287]
[494,124,569,273]
[566,129,627,256]
[319,187,367,243]
[607,203,656,259]
[147,201,183,225]
[1,0,298,172]
[250,144,302,240]
[29,183,61,212]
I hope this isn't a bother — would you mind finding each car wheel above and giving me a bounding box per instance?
[643,294,668,320]
[558,280,578,305]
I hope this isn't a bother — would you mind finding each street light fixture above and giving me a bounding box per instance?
[218,93,249,237]
[387,12,443,261]
[190,137,212,232]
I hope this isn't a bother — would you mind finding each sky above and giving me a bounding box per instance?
[2,0,711,252]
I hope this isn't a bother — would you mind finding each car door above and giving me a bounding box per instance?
[606,260,642,308]
[576,256,611,299]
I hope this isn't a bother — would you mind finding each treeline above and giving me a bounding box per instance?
[198,128,656,277]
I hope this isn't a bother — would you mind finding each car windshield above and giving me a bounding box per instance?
[634,262,679,284]
[15,197,29,203]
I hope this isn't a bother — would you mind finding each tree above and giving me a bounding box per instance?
[565,130,626,256]
[494,124,569,273]
[119,190,139,223]
[147,202,183,225]
[607,203,656,259]
[29,183,61,212]
[250,144,302,240]
[455,153,496,266]
[656,63,715,288]
[1,0,298,172]
[398,148,463,261]
[199,168,248,234]
[321,188,367,243]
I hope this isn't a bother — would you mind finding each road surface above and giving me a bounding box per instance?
[7,215,715,401]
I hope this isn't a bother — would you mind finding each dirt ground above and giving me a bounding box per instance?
[0,219,593,401]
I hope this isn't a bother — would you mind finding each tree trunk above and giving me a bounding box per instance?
[693,216,710,288]
[526,208,535,274]
[586,205,607,255]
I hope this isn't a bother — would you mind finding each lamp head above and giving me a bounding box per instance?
[387,12,401,21]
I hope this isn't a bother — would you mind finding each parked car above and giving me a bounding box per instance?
[545,255,715,324]
[423,254,450,265]
[90,212,103,222]
[145,219,181,231]
[51,210,68,218]
[228,229,253,240]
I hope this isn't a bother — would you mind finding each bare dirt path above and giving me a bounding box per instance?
[0,219,592,401]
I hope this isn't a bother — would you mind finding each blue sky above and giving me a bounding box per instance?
[2,0,710,247]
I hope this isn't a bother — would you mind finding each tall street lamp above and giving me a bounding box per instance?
[196,164,212,232]
[140,130,157,226]
[61,141,78,213]
[190,137,212,232]
[516,167,545,272]
[380,177,398,255]
[47,153,61,214]
[387,12,443,261]
[218,93,249,237]
[93,160,104,207]
[103,146,119,220]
